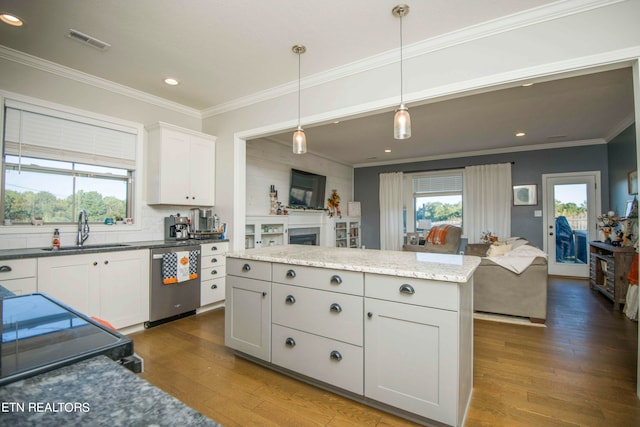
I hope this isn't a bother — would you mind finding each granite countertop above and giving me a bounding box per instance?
[228,245,481,283]
[0,355,220,427]
[0,239,229,261]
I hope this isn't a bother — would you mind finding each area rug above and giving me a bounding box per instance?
[473,312,546,327]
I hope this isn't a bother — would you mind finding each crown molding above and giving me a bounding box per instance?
[353,139,607,168]
[202,0,626,118]
[0,45,201,119]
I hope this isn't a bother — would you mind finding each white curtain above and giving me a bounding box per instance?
[379,172,404,250]
[463,163,512,243]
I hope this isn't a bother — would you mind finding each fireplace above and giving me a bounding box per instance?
[289,227,320,246]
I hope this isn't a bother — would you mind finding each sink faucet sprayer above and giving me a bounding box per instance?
[77,209,90,246]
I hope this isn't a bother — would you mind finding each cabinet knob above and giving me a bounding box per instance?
[211,284,218,289]
[285,337,296,348]
[242,263,251,272]
[104,260,109,265]
[185,196,189,199]
[93,261,98,266]
[330,275,342,285]
[0,265,12,273]
[286,269,296,278]
[367,312,373,318]
[399,284,415,295]
[285,295,296,304]
[211,270,217,275]
[262,291,267,297]
[212,246,218,251]
[329,351,343,361]
[329,303,342,313]
[211,258,218,263]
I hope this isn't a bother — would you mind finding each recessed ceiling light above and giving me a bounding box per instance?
[0,13,24,26]
[522,83,534,87]
[164,78,179,86]
[384,149,392,153]
[333,120,341,124]
[515,132,526,137]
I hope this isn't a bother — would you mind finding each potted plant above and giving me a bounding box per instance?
[115,215,124,225]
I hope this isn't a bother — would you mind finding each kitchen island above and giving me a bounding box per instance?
[225,245,480,427]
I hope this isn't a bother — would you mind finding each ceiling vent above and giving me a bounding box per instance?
[67,29,111,51]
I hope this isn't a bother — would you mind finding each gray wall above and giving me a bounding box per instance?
[354,144,609,249]
[608,124,637,217]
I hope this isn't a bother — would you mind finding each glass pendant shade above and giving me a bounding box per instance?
[394,104,411,139]
[292,126,307,154]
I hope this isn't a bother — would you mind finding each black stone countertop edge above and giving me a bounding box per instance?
[0,239,229,261]
[0,355,221,427]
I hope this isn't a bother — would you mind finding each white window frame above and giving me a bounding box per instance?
[0,91,144,235]
[404,169,464,234]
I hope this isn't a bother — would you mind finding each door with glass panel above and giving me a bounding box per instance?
[543,172,600,277]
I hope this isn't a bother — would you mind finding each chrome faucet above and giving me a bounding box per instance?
[77,209,90,246]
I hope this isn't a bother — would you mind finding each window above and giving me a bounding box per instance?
[410,171,463,232]
[2,99,137,225]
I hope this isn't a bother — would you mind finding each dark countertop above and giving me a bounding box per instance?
[0,355,220,427]
[0,238,229,261]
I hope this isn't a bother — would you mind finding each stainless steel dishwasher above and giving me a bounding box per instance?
[146,244,201,328]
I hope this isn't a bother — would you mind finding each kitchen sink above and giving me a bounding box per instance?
[42,243,131,252]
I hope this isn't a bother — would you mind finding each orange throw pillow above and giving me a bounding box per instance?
[426,225,453,245]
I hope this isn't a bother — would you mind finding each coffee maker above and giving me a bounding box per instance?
[189,208,221,239]
[164,215,190,240]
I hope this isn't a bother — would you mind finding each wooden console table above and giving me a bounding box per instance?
[589,241,635,310]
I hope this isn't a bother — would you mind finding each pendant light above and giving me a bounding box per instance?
[292,44,307,154]
[392,4,411,140]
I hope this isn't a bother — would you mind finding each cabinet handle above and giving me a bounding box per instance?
[330,275,342,285]
[212,246,218,251]
[285,295,296,304]
[242,263,251,272]
[93,261,98,266]
[329,303,342,313]
[0,265,12,273]
[104,260,109,265]
[285,337,296,347]
[329,351,343,361]
[286,269,296,278]
[185,196,189,199]
[211,258,218,263]
[211,270,218,275]
[262,291,267,297]
[399,284,415,295]
[367,312,373,318]
[211,284,218,290]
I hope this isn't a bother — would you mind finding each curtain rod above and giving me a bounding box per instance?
[378,161,515,175]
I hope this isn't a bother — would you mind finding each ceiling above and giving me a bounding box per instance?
[0,0,635,166]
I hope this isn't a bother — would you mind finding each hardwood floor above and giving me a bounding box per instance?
[130,278,640,426]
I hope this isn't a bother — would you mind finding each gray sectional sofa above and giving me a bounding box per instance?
[466,241,548,324]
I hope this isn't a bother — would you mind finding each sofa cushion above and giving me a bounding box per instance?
[465,243,490,257]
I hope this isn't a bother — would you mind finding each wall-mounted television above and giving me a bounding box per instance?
[288,169,326,210]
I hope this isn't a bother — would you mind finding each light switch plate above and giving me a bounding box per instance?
[534,210,542,217]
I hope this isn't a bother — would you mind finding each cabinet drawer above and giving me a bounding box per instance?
[202,264,226,281]
[365,273,460,311]
[273,263,363,296]
[1,277,37,295]
[202,254,225,268]
[227,258,271,281]
[201,277,225,306]
[272,324,363,395]
[201,242,229,256]
[272,283,363,345]
[0,258,37,280]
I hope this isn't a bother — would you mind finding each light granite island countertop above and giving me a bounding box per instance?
[227,244,480,283]
[225,245,481,427]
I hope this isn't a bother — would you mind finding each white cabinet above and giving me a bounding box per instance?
[37,250,150,329]
[146,122,216,206]
[245,216,288,248]
[200,241,228,306]
[225,258,272,361]
[364,273,472,426]
[330,217,361,248]
[0,258,37,295]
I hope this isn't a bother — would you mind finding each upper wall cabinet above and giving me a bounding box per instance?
[146,122,217,206]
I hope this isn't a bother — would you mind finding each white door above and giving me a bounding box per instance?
[543,172,600,277]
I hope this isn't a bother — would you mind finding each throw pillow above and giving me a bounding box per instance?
[487,244,513,257]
